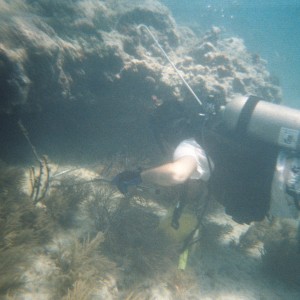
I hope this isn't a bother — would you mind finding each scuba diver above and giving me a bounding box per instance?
[113,96,300,226]
[113,99,213,245]
[114,100,211,188]
[114,98,265,225]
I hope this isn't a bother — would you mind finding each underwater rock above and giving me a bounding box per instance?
[0,46,30,114]
[190,42,217,65]
[232,77,246,94]
[0,0,281,116]
[217,66,233,78]
[0,0,282,163]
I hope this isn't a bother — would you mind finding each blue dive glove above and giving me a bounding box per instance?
[112,170,142,194]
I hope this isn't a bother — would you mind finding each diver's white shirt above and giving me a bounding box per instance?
[173,138,212,181]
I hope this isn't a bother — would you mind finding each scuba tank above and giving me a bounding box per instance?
[222,96,300,250]
[222,95,300,150]
[199,94,300,224]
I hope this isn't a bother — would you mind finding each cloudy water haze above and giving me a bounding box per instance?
[0,1,300,299]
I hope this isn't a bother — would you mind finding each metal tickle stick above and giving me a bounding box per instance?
[137,24,204,108]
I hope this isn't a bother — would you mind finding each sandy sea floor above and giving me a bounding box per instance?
[0,160,298,299]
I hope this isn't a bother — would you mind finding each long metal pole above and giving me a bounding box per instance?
[138,24,203,108]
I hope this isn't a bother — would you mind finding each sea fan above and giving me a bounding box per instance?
[45,177,92,227]
[51,233,117,298]
[104,203,176,290]
[62,280,94,300]
[79,185,122,235]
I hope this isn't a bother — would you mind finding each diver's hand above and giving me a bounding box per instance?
[112,170,142,194]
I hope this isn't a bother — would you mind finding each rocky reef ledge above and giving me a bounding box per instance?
[0,0,281,162]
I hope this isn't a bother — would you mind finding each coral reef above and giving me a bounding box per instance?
[0,0,282,163]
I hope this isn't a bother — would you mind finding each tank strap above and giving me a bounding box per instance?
[235,95,261,137]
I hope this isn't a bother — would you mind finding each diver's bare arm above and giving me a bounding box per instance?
[140,156,197,186]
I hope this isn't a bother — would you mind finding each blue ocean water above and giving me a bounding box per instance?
[161,0,300,109]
